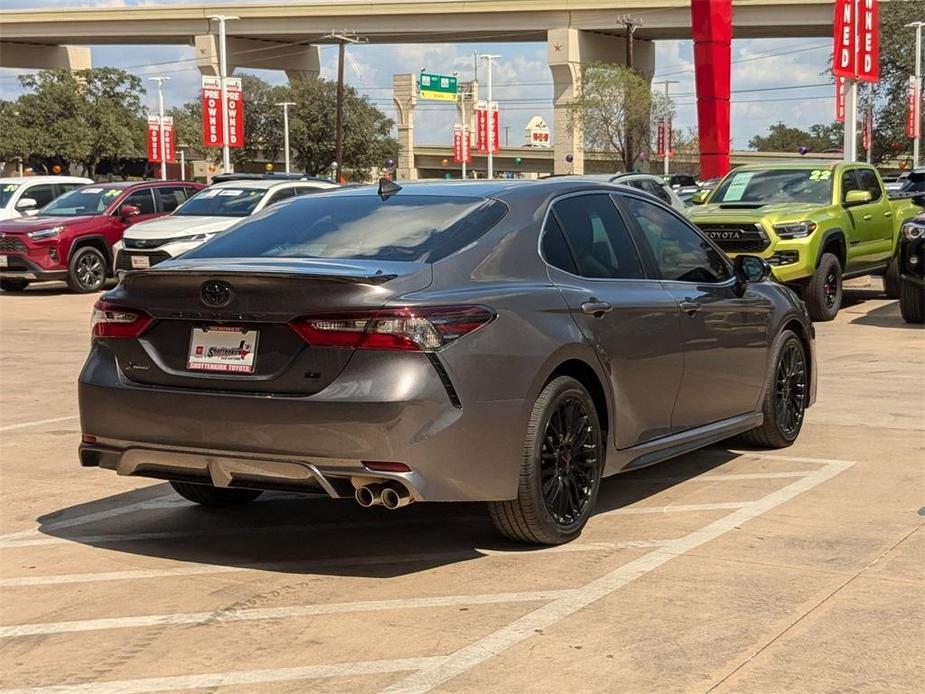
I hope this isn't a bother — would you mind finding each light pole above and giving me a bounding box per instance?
[208,15,239,174]
[275,102,296,174]
[480,54,501,179]
[907,21,924,169]
[654,79,679,176]
[149,76,170,180]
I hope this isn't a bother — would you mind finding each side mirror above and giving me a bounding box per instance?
[119,204,141,219]
[844,190,872,206]
[734,254,772,285]
[15,197,38,211]
[690,190,709,205]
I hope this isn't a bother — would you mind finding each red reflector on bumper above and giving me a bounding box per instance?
[363,461,411,473]
[81,434,98,444]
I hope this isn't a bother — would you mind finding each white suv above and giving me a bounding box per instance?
[115,179,338,271]
[0,176,93,220]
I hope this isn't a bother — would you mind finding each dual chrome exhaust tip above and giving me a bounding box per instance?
[354,482,412,510]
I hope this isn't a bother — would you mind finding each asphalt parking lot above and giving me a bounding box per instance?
[0,282,922,694]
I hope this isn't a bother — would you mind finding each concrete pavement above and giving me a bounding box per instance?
[0,281,922,693]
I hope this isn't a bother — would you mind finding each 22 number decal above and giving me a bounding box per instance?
[809,170,832,181]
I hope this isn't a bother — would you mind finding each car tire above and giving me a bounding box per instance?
[739,329,808,449]
[883,255,901,299]
[488,376,604,545]
[804,253,842,322]
[899,278,924,324]
[0,279,29,292]
[169,481,263,507]
[67,245,108,293]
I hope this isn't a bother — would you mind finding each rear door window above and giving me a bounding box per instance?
[155,186,191,213]
[121,189,157,214]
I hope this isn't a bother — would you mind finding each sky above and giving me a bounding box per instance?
[0,0,837,151]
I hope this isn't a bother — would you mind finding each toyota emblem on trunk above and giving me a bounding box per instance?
[200,280,233,307]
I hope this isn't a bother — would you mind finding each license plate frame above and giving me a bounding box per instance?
[187,326,259,374]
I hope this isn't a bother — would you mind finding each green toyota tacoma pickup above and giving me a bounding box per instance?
[687,162,923,320]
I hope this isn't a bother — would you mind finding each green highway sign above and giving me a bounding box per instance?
[419,72,458,101]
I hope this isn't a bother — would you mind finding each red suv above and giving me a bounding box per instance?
[0,180,204,293]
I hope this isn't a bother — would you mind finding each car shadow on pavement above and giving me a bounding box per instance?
[34,447,738,578]
[843,292,920,329]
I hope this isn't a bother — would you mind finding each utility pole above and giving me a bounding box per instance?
[179,149,186,180]
[843,80,858,161]
[618,15,643,171]
[481,54,501,179]
[654,79,679,176]
[207,15,238,174]
[325,31,365,179]
[907,21,924,169]
[275,102,296,174]
[148,76,170,180]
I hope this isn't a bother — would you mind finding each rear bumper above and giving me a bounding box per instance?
[78,343,527,502]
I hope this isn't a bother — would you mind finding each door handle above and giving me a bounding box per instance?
[862,214,872,221]
[884,211,893,217]
[679,300,702,316]
[580,301,613,317]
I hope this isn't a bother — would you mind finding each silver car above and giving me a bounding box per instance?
[79,179,816,545]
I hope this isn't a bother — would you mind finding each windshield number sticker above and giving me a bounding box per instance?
[2,184,18,192]
[723,172,755,201]
[84,187,103,194]
[104,189,120,197]
[809,170,832,181]
[218,189,243,196]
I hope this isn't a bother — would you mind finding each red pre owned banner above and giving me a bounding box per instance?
[908,77,922,139]
[201,76,224,147]
[162,117,176,163]
[833,0,879,83]
[453,125,464,163]
[861,110,872,151]
[656,120,665,157]
[146,116,160,162]
[225,77,244,149]
[835,77,846,123]
[476,101,500,154]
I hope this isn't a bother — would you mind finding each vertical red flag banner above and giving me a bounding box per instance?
[833,0,879,82]
[225,77,244,149]
[489,102,500,154]
[907,77,922,139]
[162,116,176,163]
[453,125,464,163]
[656,120,666,157]
[835,77,846,123]
[667,118,674,156]
[201,76,224,147]
[861,110,871,151]
[146,116,161,162]
[476,101,488,153]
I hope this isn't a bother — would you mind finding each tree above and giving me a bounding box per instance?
[7,68,146,177]
[264,78,397,179]
[568,62,654,171]
[749,121,843,153]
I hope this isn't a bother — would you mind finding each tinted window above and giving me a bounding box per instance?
[841,170,864,201]
[175,187,268,217]
[639,179,672,204]
[60,183,84,194]
[541,214,578,275]
[156,186,191,213]
[121,189,156,215]
[857,169,883,201]
[26,184,56,208]
[551,194,644,280]
[266,187,297,205]
[623,196,730,283]
[40,186,124,216]
[184,194,506,263]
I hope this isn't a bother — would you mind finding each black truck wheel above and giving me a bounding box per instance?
[899,278,924,324]
[804,253,842,322]
[883,256,901,299]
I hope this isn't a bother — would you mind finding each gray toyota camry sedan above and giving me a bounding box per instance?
[79,178,816,545]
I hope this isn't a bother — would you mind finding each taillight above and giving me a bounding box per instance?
[90,300,153,338]
[290,306,495,352]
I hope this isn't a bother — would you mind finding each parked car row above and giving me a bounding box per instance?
[0,175,337,293]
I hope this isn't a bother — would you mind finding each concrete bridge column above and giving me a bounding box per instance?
[0,42,91,71]
[393,73,418,180]
[547,28,654,175]
[195,36,320,82]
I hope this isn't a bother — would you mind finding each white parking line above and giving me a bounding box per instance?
[0,415,78,433]
[382,459,854,693]
[0,657,448,694]
[602,501,749,515]
[0,590,573,638]
[699,471,814,481]
[0,540,663,588]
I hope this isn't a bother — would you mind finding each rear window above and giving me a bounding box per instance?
[184,194,507,263]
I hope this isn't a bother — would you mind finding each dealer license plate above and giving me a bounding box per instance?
[0,255,8,268]
[130,255,151,269]
[187,326,259,374]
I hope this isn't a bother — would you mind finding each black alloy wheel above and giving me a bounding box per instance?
[489,376,604,545]
[774,339,807,438]
[540,396,600,526]
[68,246,107,293]
[823,270,838,309]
